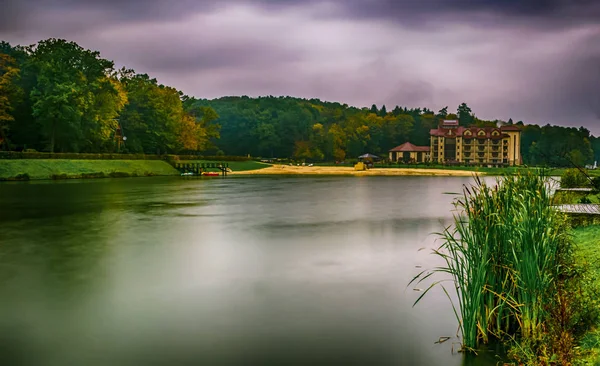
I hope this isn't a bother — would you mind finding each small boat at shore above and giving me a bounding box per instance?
[202,172,220,177]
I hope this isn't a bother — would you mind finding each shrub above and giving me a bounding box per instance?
[0,151,252,162]
[561,168,590,188]
[80,172,105,179]
[592,177,600,192]
[14,173,30,181]
[108,172,130,178]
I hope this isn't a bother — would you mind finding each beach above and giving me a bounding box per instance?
[230,164,481,176]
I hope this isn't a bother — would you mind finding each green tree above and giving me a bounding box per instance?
[437,106,448,118]
[457,102,474,126]
[380,104,387,116]
[29,39,119,152]
[328,123,346,161]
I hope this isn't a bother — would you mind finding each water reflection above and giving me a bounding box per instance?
[0,176,501,365]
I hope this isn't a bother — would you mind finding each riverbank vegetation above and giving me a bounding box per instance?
[2,39,599,167]
[552,168,600,205]
[411,172,600,364]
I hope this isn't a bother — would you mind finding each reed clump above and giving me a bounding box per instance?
[411,171,586,360]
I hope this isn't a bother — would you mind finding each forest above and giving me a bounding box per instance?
[1,38,599,167]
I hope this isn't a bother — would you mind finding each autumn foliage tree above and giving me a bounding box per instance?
[0,53,22,149]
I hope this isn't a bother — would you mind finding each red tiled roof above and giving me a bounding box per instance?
[500,125,521,131]
[431,125,518,139]
[442,120,459,126]
[430,126,467,137]
[389,142,430,152]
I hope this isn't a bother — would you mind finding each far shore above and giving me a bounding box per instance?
[231,164,482,177]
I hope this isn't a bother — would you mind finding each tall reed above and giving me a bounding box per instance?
[410,171,565,350]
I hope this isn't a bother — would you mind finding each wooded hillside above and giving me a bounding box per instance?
[1,38,598,167]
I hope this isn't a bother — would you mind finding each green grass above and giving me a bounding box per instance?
[573,226,600,365]
[178,160,271,172]
[553,191,600,205]
[0,159,179,180]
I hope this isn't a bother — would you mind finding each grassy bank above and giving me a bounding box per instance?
[573,225,600,365]
[0,159,179,181]
[553,190,600,205]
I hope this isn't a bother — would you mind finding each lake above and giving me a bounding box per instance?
[0,176,502,366]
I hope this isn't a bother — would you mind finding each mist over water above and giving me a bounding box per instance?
[0,176,501,365]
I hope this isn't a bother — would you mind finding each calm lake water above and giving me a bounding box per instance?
[0,176,503,366]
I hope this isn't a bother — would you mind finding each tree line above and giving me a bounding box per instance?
[0,39,219,154]
[189,96,600,167]
[1,38,598,167]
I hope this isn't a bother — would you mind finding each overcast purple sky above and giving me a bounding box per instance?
[2,0,600,134]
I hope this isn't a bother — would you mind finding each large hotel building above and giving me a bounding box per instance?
[388,120,522,166]
[430,120,521,166]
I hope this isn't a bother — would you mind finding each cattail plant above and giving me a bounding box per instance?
[410,171,565,350]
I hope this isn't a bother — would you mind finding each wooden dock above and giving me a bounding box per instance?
[553,204,600,215]
[555,188,595,192]
[173,162,230,176]
[553,204,600,227]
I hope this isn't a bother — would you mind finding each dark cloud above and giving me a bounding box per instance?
[339,0,600,23]
[553,50,600,129]
[3,0,600,33]
[1,0,599,133]
[0,0,26,32]
[111,40,303,74]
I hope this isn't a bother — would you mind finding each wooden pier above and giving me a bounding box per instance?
[173,162,230,177]
[555,188,595,192]
[554,204,600,215]
[553,204,600,227]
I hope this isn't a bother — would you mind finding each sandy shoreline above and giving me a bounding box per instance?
[231,165,481,177]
